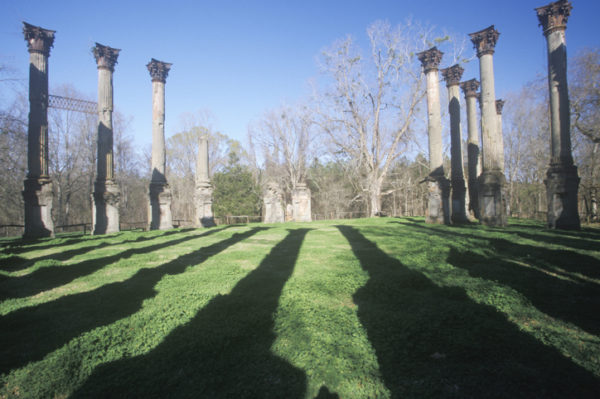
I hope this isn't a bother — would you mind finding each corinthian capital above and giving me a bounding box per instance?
[147,59,172,83]
[460,79,480,98]
[536,0,572,35]
[469,25,500,57]
[93,43,120,71]
[496,99,505,114]
[23,22,55,56]
[417,47,444,73]
[441,64,464,87]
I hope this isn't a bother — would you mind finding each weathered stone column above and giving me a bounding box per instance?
[292,182,312,222]
[263,182,285,223]
[495,99,506,172]
[536,0,581,229]
[417,47,450,224]
[441,64,468,224]
[147,59,173,230]
[194,134,215,227]
[460,79,481,219]
[92,43,120,234]
[22,22,55,238]
[469,26,507,226]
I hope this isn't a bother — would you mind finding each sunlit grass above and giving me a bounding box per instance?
[1,218,599,398]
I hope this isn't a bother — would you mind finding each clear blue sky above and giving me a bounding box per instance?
[1,0,598,148]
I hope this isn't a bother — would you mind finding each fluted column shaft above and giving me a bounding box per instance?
[22,22,55,238]
[151,80,166,180]
[470,25,507,227]
[92,43,120,235]
[97,67,115,181]
[195,134,215,227]
[536,0,580,229]
[461,79,481,219]
[417,47,450,224]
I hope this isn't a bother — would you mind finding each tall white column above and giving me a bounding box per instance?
[92,43,120,235]
[469,25,507,227]
[536,0,580,229]
[460,79,481,219]
[442,64,468,223]
[147,59,173,230]
[417,47,450,224]
[22,22,55,238]
[195,134,215,227]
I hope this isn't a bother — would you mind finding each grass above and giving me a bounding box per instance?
[0,217,599,398]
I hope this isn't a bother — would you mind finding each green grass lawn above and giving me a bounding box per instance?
[1,218,599,398]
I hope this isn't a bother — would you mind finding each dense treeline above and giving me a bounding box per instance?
[0,24,598,232]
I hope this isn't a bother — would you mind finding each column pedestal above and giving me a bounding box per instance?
[92,181,120,234]
[195,182,215,227]
[477,171,507,227]
[149,182,173,230]
[23,178,54,238]
[545,164,580,229]
[263,183,285,223]
[292,183,312,222]
[426,176,450,225]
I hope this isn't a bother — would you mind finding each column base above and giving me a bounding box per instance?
[23,177,54,238]
[149,181,173,230]
[477,171,507,227]
[292,183,312,222]
[195,182,215,227]
[426,176,450,225]
[545,164,581,230]
[451,178,469,224]
[93,181,120,235]
[263,182,285,223]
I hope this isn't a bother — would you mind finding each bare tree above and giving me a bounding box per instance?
[250,104,315,196]
[313,20,462,216]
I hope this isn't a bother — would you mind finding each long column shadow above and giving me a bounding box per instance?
[73,228,310,398]
[394,220,600,335]
[0,226,232,300]
[337,225,599,398]
[0,228,191,273]
[0,227,266,375]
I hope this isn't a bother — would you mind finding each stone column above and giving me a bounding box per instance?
[194,134,215,227]
[536,0,580,229]
[92,43,120,234]
[147,59,173,230]
[441,64,468,224]
[495,99,506,172]
[469,25,507,226]
[22,22,55,238]
[417,47,450,224]
[460,79,481,219]
[292,182,312,222]
[263,182,285,223]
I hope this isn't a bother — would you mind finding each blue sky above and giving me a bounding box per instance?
[1,0,598,148]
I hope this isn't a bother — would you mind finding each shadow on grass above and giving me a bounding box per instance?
[0,227,266,375]
[74,229,310,398]
[0,226,232,301]
[337,225,599,398]
[394,220,600,336]
[0,228,192,272]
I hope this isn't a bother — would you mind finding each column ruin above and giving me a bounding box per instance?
[469,26,507,227]
[194,134,215,227]
[92,43,120,234]
[263,182,285,223]
[441,64,468,224]
[495,99,506,173]
[417,47,450,224]
[292,183,312,222]
[460,78,481,219]
[22,22,55,238]
[536,0,581,229]
[147,59,173,230]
